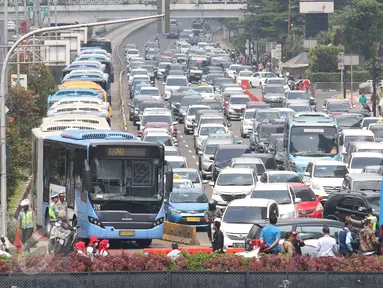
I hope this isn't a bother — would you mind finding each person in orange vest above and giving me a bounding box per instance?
[303,76,311,93]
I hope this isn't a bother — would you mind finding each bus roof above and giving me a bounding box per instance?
[289,112,337,124]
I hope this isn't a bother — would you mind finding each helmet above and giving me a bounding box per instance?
[50,192,59,198]
[208,200,217,210]
[20,199,30,207]
[59,190,66,196]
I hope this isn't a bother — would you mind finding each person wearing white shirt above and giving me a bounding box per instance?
[316,226,337,257]
[167,243,181,258]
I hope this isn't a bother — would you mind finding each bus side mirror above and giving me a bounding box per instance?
[283,138,287,148]
[166,171,174,193]
[84,160,93,192]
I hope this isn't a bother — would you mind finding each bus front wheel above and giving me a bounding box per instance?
[136,239,152,248]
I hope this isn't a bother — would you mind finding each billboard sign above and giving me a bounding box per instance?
[300,0,334,14]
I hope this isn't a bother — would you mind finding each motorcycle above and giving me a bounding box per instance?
[0,235,11,257]
[287,80,295,91]
[48,220,78,255]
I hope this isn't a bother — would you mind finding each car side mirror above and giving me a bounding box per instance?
[203,180,209,184]
[358,207,367,212]
[240,116,244,120]
[304,172,310,177]
[209,181,214,186]
[198,151,203,156]
[209,156,215,160]
[164,199,168,204]
[136,121,141,126]
[295,197,302,203]
[173,121,178,125]
[174,142,179,147]
[317,196,323,201]
[227,122,232,127]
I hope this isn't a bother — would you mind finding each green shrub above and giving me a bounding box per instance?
[307,71,370,82]
[308,45,344,72]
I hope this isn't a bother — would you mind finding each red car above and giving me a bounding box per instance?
[289,183,323,218]
[138,122,177,138]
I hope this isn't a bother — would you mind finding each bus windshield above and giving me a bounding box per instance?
[90,147,163,201]
[290,126,338,156]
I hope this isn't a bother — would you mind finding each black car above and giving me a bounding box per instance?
[164,64,186,82]
[140,64,156,85]
[169,92,189,119]
[334,114,362,131]
[323,190,380,231]
[211,144,250,181]
[253,122,284,153]
[167,25,180,39]
[196,99,222,112]
[269,138,285,170]
[244,218,359,251]
[262,84,286,108]
[241,153,278,170]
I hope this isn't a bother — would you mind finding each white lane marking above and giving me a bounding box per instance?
[180,135,183,138]
[192,155,196,159]
[182,140,186,143]
[196,161,199,166]
[188,150,192,153]
[185,144,188,147]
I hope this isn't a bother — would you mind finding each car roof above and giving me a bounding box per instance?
[265,84,284,87]
[254,218,343,226]
[144,131,170,136]
[341,129,374,136]
[227,198,275,207]
[252,183,290,190]
[232,157,263,164]
[171,188,204,194]
[345,173,383,180]
[167,75,187,79]
[220,168,254,174]
[351,152,383,158]
[200,123,225,127]
[266,171,298,176]
[217,144,247,150]
[173,168,199,173]
[310,160,347,166]
[164,146,178,151]
[230,95,250,99]
[353,142,383,148]
[165,155,186,161]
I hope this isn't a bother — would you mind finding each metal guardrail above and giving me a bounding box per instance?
[0,271,382,287]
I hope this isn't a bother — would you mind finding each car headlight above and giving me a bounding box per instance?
[170,208,182,214]
[281,212,294,219]
[228,108,235,113]
[312,183,323,191]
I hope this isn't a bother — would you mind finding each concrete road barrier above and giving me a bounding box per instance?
[162,221,200,245]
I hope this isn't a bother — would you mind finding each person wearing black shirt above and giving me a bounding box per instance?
[212,220,224,253]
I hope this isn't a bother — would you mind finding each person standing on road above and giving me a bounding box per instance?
[280,232,295,257]
[346,207,377,232]
[303,76,311,93]
[316,226,337,257]
[204,200,223,242]
[18,199,35,254]
[212,220,224,253]
[291,231,305,255]
[338,221,353,256]
[58,190,68,217]
[359,219,380,255]
[167,242,181,258]
[359,93,371,112]
[49,192,60,224]
[260,215,281,254]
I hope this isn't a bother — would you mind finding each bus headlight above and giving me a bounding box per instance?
[88,216,105,228]
[152,217,164,227]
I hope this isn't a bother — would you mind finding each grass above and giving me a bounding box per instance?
[8,168,30,216]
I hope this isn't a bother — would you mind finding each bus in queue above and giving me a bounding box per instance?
[284,112,340,176]
[47,103,111,126]
[32,130,173,248]
[32,119,111,230]
[58,80,108,102]
[81,38,112,54]
[62,74,111,103]
[49,97,112,117]
[78,48,110,58]
[48,89,102,109]
[75,53,114,83]
[65,69,110,86]
[62,60,106,79]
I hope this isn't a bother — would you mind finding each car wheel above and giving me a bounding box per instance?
[250,81,253,88]
[184,129,188,135]
[259,82,262,88]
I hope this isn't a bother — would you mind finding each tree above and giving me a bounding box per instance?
[308,45,344,72]
[342,0,383,58]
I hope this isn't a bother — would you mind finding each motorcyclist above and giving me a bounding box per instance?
[359,219,380,255]
[359,93,371,112]
[0,234,11,257]
[48,210,75,255]
[204,200,223,242]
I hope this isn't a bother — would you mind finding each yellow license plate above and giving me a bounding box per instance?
[195,76,201,78]
[187,217,200,222]
[119,230,135,236]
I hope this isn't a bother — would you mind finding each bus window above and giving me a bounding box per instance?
[43,144,50,202]
[50,143,67,187]
[32,138,38,198]
[74,148,87,202]
[66,150,75,209]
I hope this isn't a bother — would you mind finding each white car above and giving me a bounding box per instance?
[129,67,149,79]
[194,123,229,152]
[249,183,300,219]
[226,64,244,79]
[165,155,188,169]
[221,198,279,248]
[126,49,140,60]
[138,87,162,101]
[339,129,375,155]
[164,75,189,100]
[303,160,349,199]
[142,131,178,147]
[249,72,277,88]
[194,85,215,99]
[184,105,210,134]
[210,168,258,210]
[236,70,253,85]
[348,152,383,173]
[129,70,149,85]
[240,108,255,138]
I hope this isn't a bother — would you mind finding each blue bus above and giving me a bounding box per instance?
[32,129,173,248]
[284,112,340,176]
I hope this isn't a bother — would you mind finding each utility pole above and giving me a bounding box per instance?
[54,0,57,27]
[15,0,20,85]
[157,0,162,34]
[372,58,377,116]
[288,0,291,34]
[4,0,8,45]
[24,0,28,31]
[48,0,51,27]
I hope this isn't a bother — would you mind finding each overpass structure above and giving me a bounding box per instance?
[0,0,246,22]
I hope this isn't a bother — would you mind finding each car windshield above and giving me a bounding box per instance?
[232,163,265,174]
[313,165,349,178]
[217,173,253,186]
[251,190,292,205]
[199,101,221,110]
[362,119,383,128]
[159,63,169,69]
[261,73,276,78]
[223,206,267,223]
[327,102,350,112]
[170,191,207,203]
[336,117,360,128]
[245,110,256,119]
[206,74,223,81]
[173,181,193,188]
[174,171,200,183]
[344,136,374,146]
[170,65,185,71]
[140,89,160,96]
[216,148,246,162]
[289,105,311,112]
[288,92,309,100]
[195,86,213,93]
[144,135,173,146]
[188,106,210,116]
[139,102,163,110]
[370,127,383,137]
[133,70,148,76]
[128,50,139,54]
[265,86,285,93]
[146,42,158,48]
[168,161,187,168]
[201,127,225,135]
[353,180,382,191]
[351,157,383,169]
[239,71,252,77]
[269,174,302,183]
[181,97,201,106]
[167,78,187,86]
[165,150,179,156]
[368,196,380,208]
[171,94,187,103]
[230,97,250,104]
[256,111,281,122]
[142,115,171,126]
[294,187,317,202]
[290,126,338,156]
[268,79,285,85]
[200,117,225,126]
[260,126,284,138]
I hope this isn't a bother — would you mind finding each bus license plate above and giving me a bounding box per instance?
[120,230,135,236]
[187,217,200,222]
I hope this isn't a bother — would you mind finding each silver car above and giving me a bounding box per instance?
[172,168,208,190]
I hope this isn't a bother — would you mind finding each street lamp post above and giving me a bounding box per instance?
[0,14,164,237]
